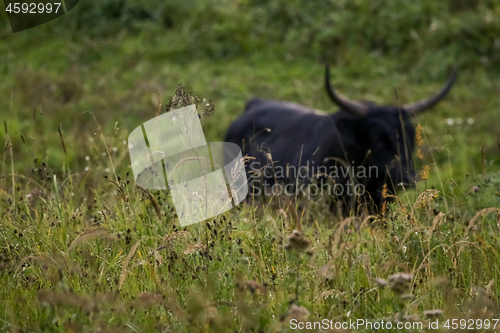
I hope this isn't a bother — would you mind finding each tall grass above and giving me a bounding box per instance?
[0,89,499,331]
[3,0,499,68]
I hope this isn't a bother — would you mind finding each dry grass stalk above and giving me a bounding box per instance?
[485,279,494,297]
[320,290,345,302]
[68,226,116,251]
[136,185,162,219]
[15,255,50,275]
[136,292,163,307]
[243,280,268,295]
[159,230,191,249]
[413,189,439,210]
[119,241,140,290]
[427,212,446,250]
[38,290,117,313]
[147,231,191,260]
[107,179,128,202]
[331,217,357,253]
[465,207,499,234]
[398,226,426,252]
[58,123,66,155]
[184,243,207,255]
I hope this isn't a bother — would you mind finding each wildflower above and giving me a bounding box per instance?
[388,272,413,294]
[287,304,310,322]
[375,278,388,288]
[244,280,268,295]
[446,118,454,126]
[402,314,420,322]
[424,309,443,318]
[467,118,474,125]
[401,294,414,300]
[284,230,310,252]
[26,188,43,205]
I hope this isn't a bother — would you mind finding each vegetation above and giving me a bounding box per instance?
[1,0,500,331]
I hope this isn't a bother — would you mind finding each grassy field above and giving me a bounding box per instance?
[1,1,500,332]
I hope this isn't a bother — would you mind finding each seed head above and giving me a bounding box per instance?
[388,272,413,294]
[284,230,310,252]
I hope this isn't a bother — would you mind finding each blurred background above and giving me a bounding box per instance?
[0,0,499,183]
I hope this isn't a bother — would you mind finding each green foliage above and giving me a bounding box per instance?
[29,0,497,67]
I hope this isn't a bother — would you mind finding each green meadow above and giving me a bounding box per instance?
[0,1,499,332]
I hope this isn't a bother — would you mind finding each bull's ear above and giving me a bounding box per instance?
[325,65,369,117]
[403,67,458,115]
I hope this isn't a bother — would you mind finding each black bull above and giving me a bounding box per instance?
[225,66,457,210]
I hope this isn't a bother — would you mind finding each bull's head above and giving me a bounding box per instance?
[324,66,457,203]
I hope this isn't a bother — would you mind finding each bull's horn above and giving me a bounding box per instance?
[403,67,458,115]
[325,65,369,117]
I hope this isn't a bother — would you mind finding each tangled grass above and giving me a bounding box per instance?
[1,92,499,332]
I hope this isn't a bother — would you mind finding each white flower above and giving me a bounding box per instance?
[402,246,407,253]
[112,147,118,153]
[85,156,90,161]
[446,118,454,126]
[104,168,110,173]
[467,118,474,125]
[84,166,90,172]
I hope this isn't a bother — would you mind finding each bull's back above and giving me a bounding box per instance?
[225,98,338,168]
[226,98,320,148]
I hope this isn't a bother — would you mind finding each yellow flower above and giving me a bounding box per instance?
[415,124,424,146]
[416,149,423,159]
[419,165,431,180]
